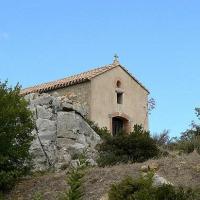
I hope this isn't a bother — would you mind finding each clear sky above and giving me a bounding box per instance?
[0,0,199,137]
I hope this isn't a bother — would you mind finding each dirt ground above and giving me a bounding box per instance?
[5,151,200,200]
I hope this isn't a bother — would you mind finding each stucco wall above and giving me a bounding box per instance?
[49,81,91,117]
[90,66,149,132]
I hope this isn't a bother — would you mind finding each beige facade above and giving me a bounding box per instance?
[90,66,149,133]
[49,81,91,115]
[22,61,149,135]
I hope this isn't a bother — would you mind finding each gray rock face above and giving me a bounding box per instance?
[27,93,101,171]
[31,93,54,106]
[36,105,53,120]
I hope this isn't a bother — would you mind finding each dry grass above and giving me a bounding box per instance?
[83,163,141,200]
[5,151,200,200]
[5,172,67,200]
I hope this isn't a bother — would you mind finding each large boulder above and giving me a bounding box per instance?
[27,93,101,171]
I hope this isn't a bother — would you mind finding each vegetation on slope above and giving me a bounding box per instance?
[108,173,200,200]
[0,80,199,199]
[97,125,159,166]
[60,154,88,200]
[0,81,34,192]
[153,108,200,155]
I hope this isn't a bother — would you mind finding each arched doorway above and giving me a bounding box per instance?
[112,116,130,136]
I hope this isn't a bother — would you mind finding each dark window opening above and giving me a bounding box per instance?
[117,93,123,104]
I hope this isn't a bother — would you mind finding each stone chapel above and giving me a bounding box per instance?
[21,57,149,135]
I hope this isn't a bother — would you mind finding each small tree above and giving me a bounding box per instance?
[0,81,34,191]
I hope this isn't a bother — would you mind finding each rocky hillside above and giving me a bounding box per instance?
[6,151,200,200]
[25,93,101,171]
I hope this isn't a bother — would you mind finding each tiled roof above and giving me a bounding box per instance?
[20,63,149,95]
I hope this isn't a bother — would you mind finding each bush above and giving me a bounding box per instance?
[108,173,153,200]
[108,174,200,200]
[173,108,200,155]
[60,154,88,200]
[179,124,199,151]
[177,140,195,154]
[0,81,34,191]
[159,108,200,154]
[97,125,159,166]
[175,136,200,155]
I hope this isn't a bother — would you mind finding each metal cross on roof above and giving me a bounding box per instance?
[113,53,120,65]
[114,53,119,61]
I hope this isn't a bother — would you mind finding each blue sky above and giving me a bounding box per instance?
[0,0,199,137]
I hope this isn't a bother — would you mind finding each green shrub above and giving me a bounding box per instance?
[173,130,200,155]
[60,154,88,200]
[192,135,200,153]
[108,174,200,200]
[160,108,200,155]
[174,108,200,154]
[0,81,34,191]
[97,125,159,166]
[109,173,154,200]
[177,140,195,154]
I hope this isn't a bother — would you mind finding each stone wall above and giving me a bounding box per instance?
[25,92,100,171]
[49,81,91,118]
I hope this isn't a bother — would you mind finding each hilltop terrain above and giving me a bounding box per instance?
[6,151,200,200]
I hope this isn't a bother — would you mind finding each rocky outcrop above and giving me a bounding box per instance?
[25,93,101,171]
[152,174,173,187]
[140,163,173,186]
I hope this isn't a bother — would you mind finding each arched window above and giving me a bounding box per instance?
[117,93,123,104]
[116,80,123,104]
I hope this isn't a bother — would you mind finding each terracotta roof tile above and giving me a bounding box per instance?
[20,64,149,95]
[21,64,116,95]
